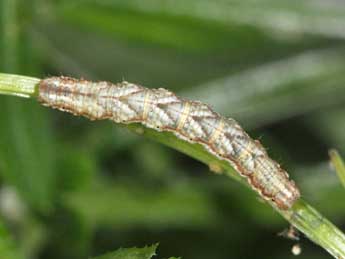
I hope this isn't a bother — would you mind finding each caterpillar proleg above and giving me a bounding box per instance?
[38,76,300,210]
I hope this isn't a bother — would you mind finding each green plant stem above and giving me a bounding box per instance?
[127,124,345,259]
[1,73,345,258]
[0,73,39,98]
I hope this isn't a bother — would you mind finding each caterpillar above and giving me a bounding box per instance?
[38,76,300,210]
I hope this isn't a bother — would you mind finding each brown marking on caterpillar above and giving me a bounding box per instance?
[38,76,301,210]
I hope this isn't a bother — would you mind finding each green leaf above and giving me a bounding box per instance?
[0,98,57,212]
[185,48,345,128]
[57,4,235,53]
[73,0,345,40]
[92,244,158,259]
[0,0,57,212]
[68,179,220,229]
[0,218,23,259]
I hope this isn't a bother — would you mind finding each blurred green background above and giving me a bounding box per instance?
[1,0,345,258]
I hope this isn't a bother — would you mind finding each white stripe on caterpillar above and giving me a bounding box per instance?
[38,76,300,210]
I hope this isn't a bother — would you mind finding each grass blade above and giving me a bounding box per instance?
[329,149,345,188]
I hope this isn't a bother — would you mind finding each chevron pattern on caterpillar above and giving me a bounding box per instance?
[38,76,300,210]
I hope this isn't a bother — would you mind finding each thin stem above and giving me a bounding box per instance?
[281,200,345,258]
[0,72,345,258]
[127,121,345,259]
[329,149,345,188]
[0,73,40,98]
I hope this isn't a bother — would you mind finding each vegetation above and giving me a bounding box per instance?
[1,1,345,258]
